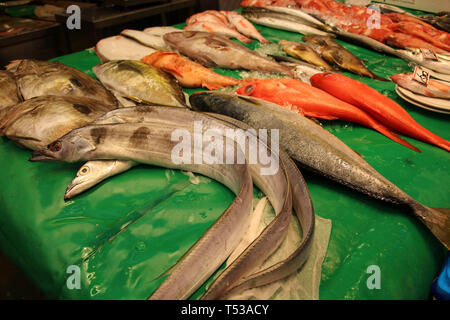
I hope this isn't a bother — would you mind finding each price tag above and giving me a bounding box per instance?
[413,66,430,86]
[420,48,438,61]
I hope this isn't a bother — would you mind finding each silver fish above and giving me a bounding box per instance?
[242,7,331,36]
[93,60,187,108]
[0,95,115,150]
[163,31,293,76]
[5,59,118,106]
[0,70,21,120]
[189,92,450,250]
[30,108,297,300]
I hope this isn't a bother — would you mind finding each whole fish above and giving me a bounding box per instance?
[386,33,449,55]
[0,70,21,120]
[278,40,333,70]
[269,54,327,84]
[186,10,229,25]
[265,5,328,28]
[141,51,241,90]
[163,31,293,76]
[92,60,186,108]
[221,11,270,43]
[190,91,450,250]
[303,35,387,81]
[419,12,450,33]
[310,73,450,152]
[95,36,157,62]
[235,78,420,152]
[242,7,330,37]
[184,21,253,44]
[5,59,118,106]
[0,95,115,150]
[59,106,315,300]
[30,108,298,300]
[121,29,170,51]
[392,73,450,100]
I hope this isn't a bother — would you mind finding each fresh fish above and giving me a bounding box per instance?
[221,11,270,43]
[121,29,169,51]
[268,54,326,83]
[242,7,330,37]
[30,107,298,300]
[190,91,450,250]
[95,36,157,62]
[311,72,450,152]
[265,5,328,28]
[5,59,118,106]
[278,40,333,70]
[59,105,314,300]
[303,35,387,81]
[0,95,115,149]
[186,10,229,26]
[92,60,186,108]
[65,160,137,200]
[202,112,315,300]
[386,33,450,55]
[184,21,253,44]
[235,78,420,152]
[141,51,241,90]
[163,31,293,76]
[143,26,182,37]
[395,50,450,76]
[419,12,450,33]
[0,70,21,120]
[392,73,450,100]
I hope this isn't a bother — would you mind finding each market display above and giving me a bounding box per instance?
[0,0,449,300]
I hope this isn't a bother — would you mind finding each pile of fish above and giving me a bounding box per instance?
[0,5,449,300]
[185,10,270,44]
[240,1,450,75]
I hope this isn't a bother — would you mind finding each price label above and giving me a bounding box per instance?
[413,66,430,86]
[420,48,438,61]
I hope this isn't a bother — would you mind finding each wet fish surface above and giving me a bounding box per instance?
[278,40,333,70]
[163,31,293,76]
[6,59,118,106]
[93,60,187,108]
[190,92,450,250]
[0,70,21,120]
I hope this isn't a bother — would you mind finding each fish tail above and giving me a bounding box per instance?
[368,119,422,152]
[413,205,450,250]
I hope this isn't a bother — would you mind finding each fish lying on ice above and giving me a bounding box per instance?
[93,60,187,108]
[6,59,118,106]
[163,31,293,76]
[141,51,241,90]
[190,91,450,250]
[221,11,270,43]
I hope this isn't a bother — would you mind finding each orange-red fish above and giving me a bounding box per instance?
[236,78,420,152]
[311,72,450,152]
[142,51,241,90]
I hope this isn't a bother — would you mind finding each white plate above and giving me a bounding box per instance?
[396,86,450,110]
[395,86,450,114]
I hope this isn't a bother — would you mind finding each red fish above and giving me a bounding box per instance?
[235,78,421,152]
[310,72,450,152]
[142,52,241,90]
[386,33,449,54]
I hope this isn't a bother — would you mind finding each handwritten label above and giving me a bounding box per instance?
[421,48,438,61]
[413,66,430,86]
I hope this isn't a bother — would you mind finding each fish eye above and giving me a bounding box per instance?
[48,141,62,152]
[79,166,89,175]
[244,85,255,95]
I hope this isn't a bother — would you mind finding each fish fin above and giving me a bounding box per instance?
[162,66,184,79]
[203,83,222,90]
[414,206,450,250]
[305,113,338,121]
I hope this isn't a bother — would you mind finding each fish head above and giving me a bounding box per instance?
[163,31,193,45]
[30,132,96,163]
[64,161,115,200]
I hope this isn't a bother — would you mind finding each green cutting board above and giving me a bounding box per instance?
[0,15,448,300]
